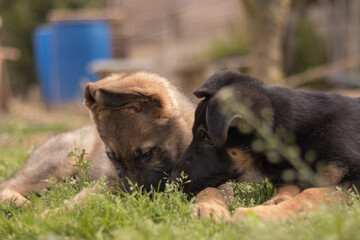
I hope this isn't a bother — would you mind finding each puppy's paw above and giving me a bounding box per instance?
[40,209,53,219]
[261,195,292,206]
[191,201,231,223]
[231,205,291,222]
[40,206,66,219]
[262,185,300,206]
[231,206,270,222]
[0,188,30,207]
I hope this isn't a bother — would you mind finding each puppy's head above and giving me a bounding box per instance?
[171,71,268,193]
[84,72,191,191]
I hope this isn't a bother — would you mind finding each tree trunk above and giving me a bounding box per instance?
[243,0,292,85]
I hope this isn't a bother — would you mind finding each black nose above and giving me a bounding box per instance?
[116,168,123,178]
[169,173,177,183]
[169,159,180,180]
[169,170,180,184]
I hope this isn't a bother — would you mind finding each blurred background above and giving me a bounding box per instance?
[0,0,360,114]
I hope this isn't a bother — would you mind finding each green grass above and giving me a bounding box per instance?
[1,123,360,240]
[0,123,71,182]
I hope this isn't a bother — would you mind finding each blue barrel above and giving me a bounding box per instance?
[33,21,112,104]
[33,25,54,103]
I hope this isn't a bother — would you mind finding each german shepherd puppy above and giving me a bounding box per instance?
[0,72,195,207]
[171,70,360,221]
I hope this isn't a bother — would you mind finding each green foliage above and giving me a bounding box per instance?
[198,30,251,61]
[285,18,328,77]
[1,174,360,239]
[68,147,93,184]
[40,147,96,209]
[0,0,104,95]
[228,180,275,211]
[0,123,69,136]
[165,171,191,193]
[0,143,29,182]
[0,122,70,182]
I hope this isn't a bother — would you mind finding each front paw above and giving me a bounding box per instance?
[40,206,66,219]
[0,188,30,207]
[191,200,231,223]
[262,195,292,206]
[230,207,259,223]
[231,204,292,222]
[231,206,279,222]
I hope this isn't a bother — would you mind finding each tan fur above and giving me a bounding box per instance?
[0,72,194,207]
[231,187,340,222]
[192,184,232,223]
[0,125,112,207]
[83,72,194,186]
[262,185,301,206]
[200,147,345,222]
[227,148,264,182]
[227,164,344,221]
[318,164,346,186]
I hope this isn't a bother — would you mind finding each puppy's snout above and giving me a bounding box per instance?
[169,172,180,184]
[170,162,190,185]
[169,159,184,183]
[116,168,123,178]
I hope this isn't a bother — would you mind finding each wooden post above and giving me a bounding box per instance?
[0,15,21,111]
[0,47,20,111]
[242,0,292,85]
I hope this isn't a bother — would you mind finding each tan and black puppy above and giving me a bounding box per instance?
[83,72,195,190]
[171,70,360,221]
[0,72,195,207]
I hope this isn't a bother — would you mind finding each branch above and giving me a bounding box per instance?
[285,56,360,88]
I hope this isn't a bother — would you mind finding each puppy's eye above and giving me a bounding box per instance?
[203,135,211,142]
[90,104,97,111]
[142,148,154,158]
[199,129,213,145]
[198,129,209,140]
[106,151,116,160]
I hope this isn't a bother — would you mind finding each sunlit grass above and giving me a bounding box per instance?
[0,123,69,136]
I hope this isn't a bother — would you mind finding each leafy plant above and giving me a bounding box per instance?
[68,147,92,185]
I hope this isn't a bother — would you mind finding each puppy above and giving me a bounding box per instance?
[0,72,195,209]
[171,70,360,221]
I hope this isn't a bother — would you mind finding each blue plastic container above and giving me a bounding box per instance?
[33,21,112,104]
[33,25,54,103]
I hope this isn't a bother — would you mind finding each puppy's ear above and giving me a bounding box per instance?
[193,77,226,99]
[193,84,213,99]
[98,89,149,109]
[206,98,242,147]
[193,70,240,98]
[89,86,163,116]
[83,83,96,109]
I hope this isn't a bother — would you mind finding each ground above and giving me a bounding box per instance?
[0,95,360,240]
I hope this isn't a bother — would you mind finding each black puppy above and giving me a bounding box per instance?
[171,70,360,221]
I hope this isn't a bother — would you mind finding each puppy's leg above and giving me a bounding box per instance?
[231,187,340,222]
[0,153,77,207]
[191,183,233,223]
[262,185,300,205]
[40,185,105,218]
[0,133,81,207]
[0,188,30,207]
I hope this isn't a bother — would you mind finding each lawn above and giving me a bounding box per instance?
[0,100,360,240]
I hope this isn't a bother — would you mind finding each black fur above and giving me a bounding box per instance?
[171,70,360,193]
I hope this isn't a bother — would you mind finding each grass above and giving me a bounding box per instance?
[1,123,360,240]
